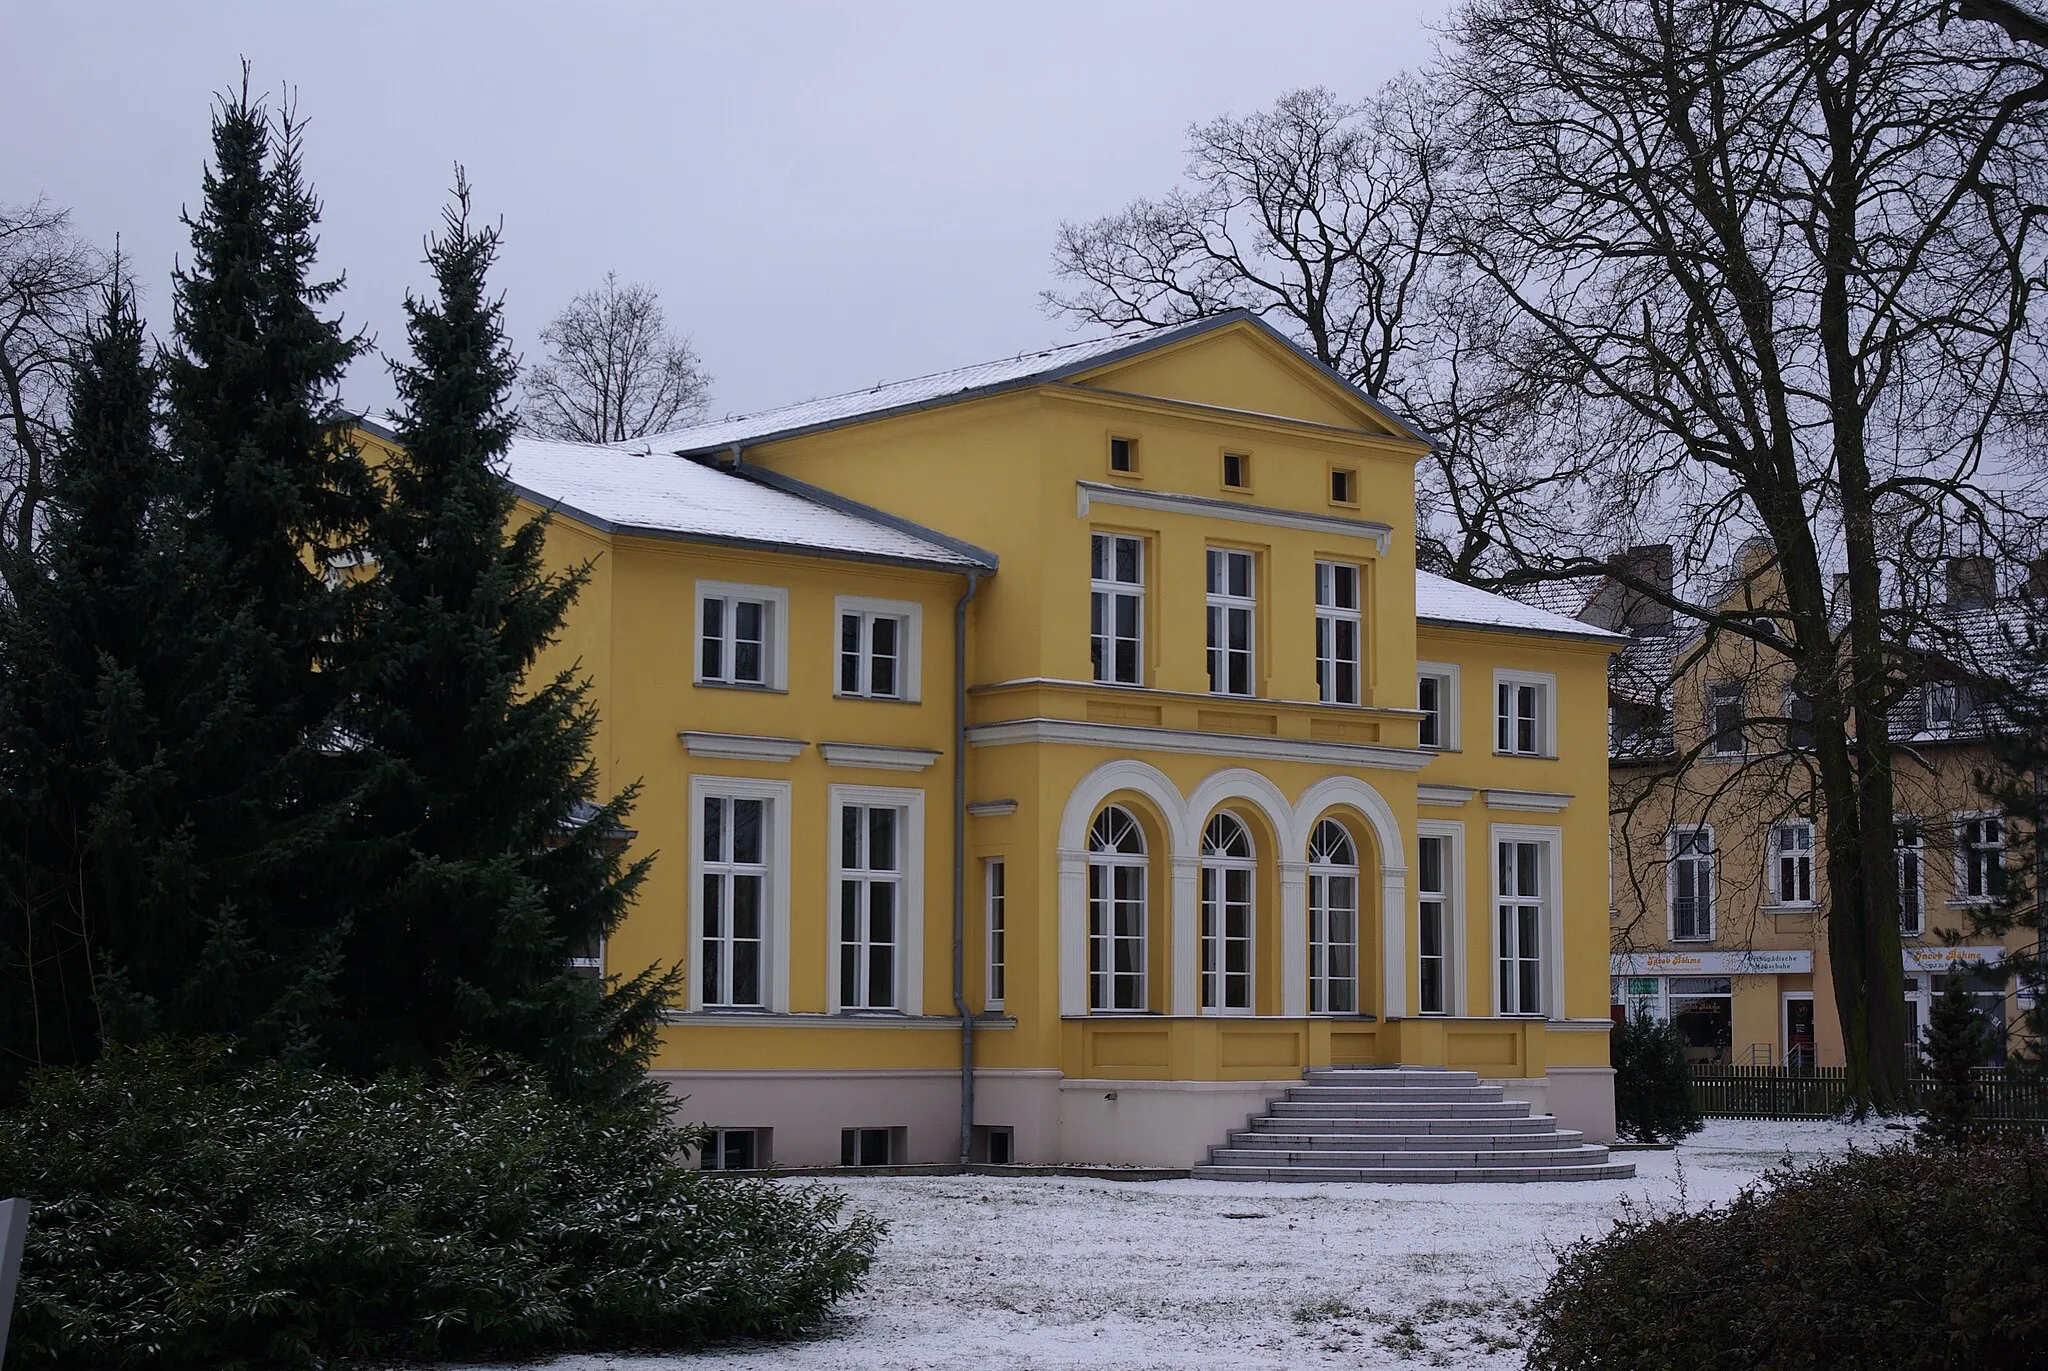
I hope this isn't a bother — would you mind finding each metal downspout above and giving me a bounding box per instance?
[953,568,982,1164]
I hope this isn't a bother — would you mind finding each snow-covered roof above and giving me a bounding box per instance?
[1416,570,1625,643]
[501,436,992,570]
[627,310,1428,456]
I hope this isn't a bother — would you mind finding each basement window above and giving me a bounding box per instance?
[972,1125,1016,1164]
[841,1127,902,1166]
[702,1128,768,1171]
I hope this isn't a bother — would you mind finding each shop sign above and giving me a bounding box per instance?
[1610,950,1814,976]
[1901,946,2003,972]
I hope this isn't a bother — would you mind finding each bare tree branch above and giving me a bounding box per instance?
[522,272,711,443]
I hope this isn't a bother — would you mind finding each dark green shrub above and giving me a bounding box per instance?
[1526,1137,2048,1371]
[0,1040,882,1369]
[1611,1009,1701,1142]
[1919,971,1991,1148]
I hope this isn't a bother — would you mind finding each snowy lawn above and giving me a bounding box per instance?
[500,1118,1904,1371]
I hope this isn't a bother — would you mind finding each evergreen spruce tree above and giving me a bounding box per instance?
[1612,1009,1702,1143]
[116,76,378,1055]
[335,176,674,1102]
[0,266,165,1088]
[1918,972,1988,1148]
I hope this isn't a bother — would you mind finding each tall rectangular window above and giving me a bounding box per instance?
[1783,689,1814,751]
[1773,821,1814,906]
[1090,532,1144,685]
[1958,814,2004,902]
[1897,819,1924,935]
[1206,548,1255,696]
[1497,839,1544,1015]
[838,804,902,1009]
[1669,829,1714,941]
[839,610,906,699]
[1708,684,1745,756]
[1315,560,1362,705]
[1496,676,1548,755]
[701,795,767,1008]
[1418,834,1448,1016]
[985,858,1006,1011]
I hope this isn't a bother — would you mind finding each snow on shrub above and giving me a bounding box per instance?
[0,1040,882,1369]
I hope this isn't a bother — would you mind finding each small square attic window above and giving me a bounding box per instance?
[1109,437,1137,473]
[1330,467,1356,505]
[1222,452,1250,489]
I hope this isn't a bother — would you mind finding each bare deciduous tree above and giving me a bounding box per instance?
[1444,0,2048,1108]
[0,199,104,584]
[1043,82,1565,577]
[523,272,710,443]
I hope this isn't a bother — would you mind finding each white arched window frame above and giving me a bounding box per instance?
[1088,806,1149,1011]
[1307,819,1359,1014]
[1200,812,1257,1014]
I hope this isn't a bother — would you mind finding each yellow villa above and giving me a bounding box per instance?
[385,312,1627,1170]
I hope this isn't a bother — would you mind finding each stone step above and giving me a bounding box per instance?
[1303,1067,1482,1086]
[1229,1128,1586,1150]
[1284,1084,1506,1104]
[1267,1099,1531,1119]
[1191,1161,1638,1183]
[1249,1114,1560,1135]
[1208,1144,1615,1168]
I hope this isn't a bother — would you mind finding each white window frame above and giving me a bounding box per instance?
[1770,820,1816,908]
[1953,810,2004,906]
[1090,532,1145,686]
[702,1127,769,1171]
[694,580,789,691]
[1417,662,1460,751]
[834,595,922,702]
[1308,818,1362,1016]
[1087,805,1150,1013]
[1199,812,1257,1015]
[1706,682,1746,758]
[1315,560,1364,706]
[1667,826,1716,942]
[828,784,927,1014]
[1896,816,1924,935]
[1493,669,1556,758]
[1418,820,1467,1018]
[687,775,793,1013]
[1206,547,1258,697]
[984,856,1006,1012]
[1490,825,1561,1018]
[699,790,773,1009]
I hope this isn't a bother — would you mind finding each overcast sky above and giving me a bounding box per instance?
[4,1,1451,423]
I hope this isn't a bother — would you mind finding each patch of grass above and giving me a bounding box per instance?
[1291,1295,1364,1324]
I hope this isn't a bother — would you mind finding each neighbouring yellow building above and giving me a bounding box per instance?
[453,312,1624,1166]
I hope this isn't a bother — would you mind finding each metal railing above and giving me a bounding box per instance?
[1687,1064,2048,1123]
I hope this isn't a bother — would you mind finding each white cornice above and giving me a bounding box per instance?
[966,716,1433,771]
[1075,481,1392,554]
[819,742,944,771]
[968,799,1020,817]
[1482,788,1573,813]
[679,731,809,762]
[1417,784,1477,808]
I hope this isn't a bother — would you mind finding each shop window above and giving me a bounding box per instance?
[1668,975,1733,1066]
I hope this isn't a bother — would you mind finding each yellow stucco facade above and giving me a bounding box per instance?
[480,314,1622,1166]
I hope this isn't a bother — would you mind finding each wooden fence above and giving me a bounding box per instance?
[1688,1064,2048,1124]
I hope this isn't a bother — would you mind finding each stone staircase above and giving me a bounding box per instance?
[1191,1065,1635,1183]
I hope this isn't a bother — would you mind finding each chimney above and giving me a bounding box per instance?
[1607,543,1674,635]
[1946,554,1996,610]
[2026,554,2048,601]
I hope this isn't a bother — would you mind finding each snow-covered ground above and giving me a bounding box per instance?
[519,1119,1904,1371]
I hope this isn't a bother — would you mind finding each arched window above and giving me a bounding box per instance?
[1200,812,1256,1013]
[1308,819,1359,1014]
[1087,806,1148,1011]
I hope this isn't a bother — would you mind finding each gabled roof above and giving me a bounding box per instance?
[500,436,993,571]
[625,310,1430,457]
[1416,571,1625,644]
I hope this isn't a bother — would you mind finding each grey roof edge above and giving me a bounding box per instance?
[342,411,402,444]
[656,309,1432,458]
[1417,613,1625,646]
[503,480,991,574]
[732,463,999,573]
